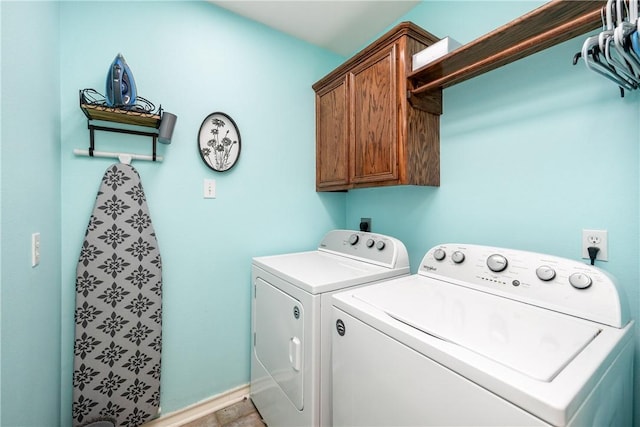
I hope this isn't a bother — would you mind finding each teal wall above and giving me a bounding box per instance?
[1,0,639,425]
[347,0,640,423]
[58,1,345,423]
[1,1,62,426]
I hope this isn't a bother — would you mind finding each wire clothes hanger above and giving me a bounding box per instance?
[575,0,640,96]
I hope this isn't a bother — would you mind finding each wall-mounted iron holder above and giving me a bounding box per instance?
[78,89,165,162]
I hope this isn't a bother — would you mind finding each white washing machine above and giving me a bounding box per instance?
[251,229,410,427]
[332,243,634,426]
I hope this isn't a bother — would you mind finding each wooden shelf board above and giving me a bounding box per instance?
[408,0,603,95]
[80,103,161,128]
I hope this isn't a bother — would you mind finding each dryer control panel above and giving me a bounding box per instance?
[420,244,630,328]
[318,230,409,269]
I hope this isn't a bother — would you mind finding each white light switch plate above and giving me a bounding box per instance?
[204,179,216,199]
[32,232,40,267]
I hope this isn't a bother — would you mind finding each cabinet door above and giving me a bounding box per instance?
[316,78,349,190]
[349,44,397,184]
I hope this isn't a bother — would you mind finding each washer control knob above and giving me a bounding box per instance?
[487,254,508,272]
[376,240,386,251]
[433,248,446,261]
[569,272,592,289]
[349,234,359,245]
[366,239,375,248]
[451,251,465,264]
[536,265,556,281]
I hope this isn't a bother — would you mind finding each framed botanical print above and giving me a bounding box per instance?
[198,112,241,172]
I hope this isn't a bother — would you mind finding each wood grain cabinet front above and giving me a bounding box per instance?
[313,22,441,191]
[315,77,349,189]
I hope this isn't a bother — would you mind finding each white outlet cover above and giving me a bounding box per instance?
[581,229,608,261]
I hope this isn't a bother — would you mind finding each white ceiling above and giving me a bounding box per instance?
[209,1,420,56]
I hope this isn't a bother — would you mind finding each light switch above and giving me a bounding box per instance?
[204,179,216,199]
[32,232,40,267]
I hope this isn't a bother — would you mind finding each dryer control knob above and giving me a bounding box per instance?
[452,251,465,264]
[569,272,592,289]
[433,248,446,261]
[366,239,375,248]
[376,240,386,251]
[536,265,556,281]
[349,234,359,245]
[487,254,508,272]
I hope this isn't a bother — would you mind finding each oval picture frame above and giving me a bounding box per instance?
[198,112,241,172]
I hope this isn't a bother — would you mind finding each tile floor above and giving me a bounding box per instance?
[182,398,266,427]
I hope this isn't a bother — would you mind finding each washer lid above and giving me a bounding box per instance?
[253,251,408,294]
[353,277,602,382]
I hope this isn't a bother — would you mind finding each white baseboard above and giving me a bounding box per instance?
[143,384,250,426]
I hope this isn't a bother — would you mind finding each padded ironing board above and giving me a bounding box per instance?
[72,163,162,427]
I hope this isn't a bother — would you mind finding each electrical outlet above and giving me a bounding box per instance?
[360,218,371,232]
[582,229,608,261]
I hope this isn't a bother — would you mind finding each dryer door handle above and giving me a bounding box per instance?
[289,337,301,372]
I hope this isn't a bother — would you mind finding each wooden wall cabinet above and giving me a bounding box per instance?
[313,22,441,192]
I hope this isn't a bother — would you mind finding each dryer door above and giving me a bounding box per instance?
[254,278,304,410]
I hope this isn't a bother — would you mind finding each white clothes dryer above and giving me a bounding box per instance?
[251,229,410,427]
[332,243,634,427]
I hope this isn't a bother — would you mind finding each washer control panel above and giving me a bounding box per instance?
[318,230,409,269]
[419,243,629,328]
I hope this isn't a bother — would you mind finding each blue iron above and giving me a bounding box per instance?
[105,53,137,107]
